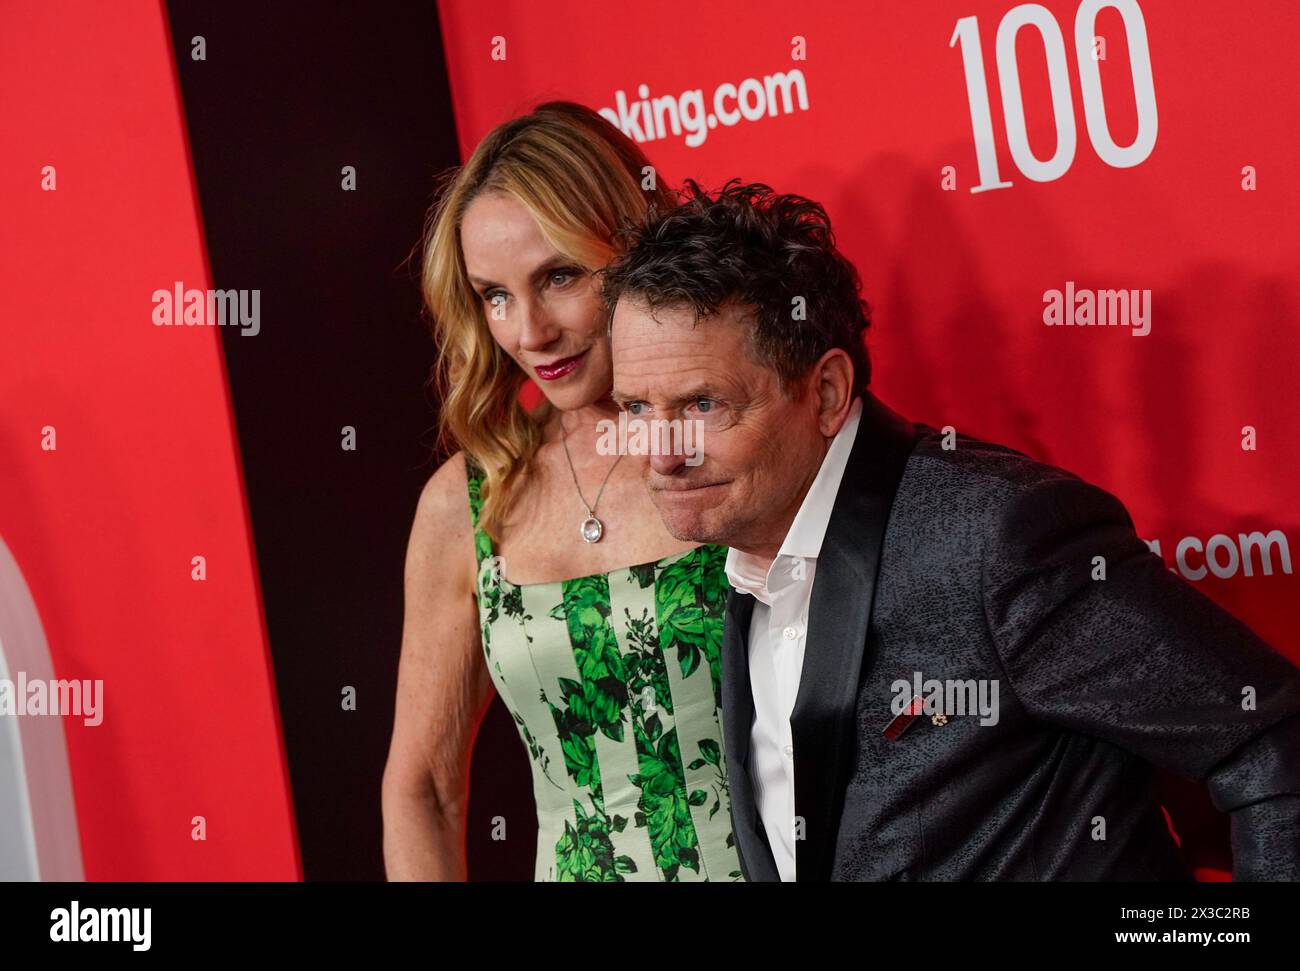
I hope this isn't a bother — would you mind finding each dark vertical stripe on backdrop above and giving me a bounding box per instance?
[164,0,534,880]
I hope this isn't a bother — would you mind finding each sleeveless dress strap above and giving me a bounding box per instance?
[463,455,496,572]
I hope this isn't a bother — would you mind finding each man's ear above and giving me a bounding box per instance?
[812,348,855,437]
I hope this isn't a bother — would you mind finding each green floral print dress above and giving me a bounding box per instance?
[466,458,744,881]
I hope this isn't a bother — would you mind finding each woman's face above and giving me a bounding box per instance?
[460,190,612,412]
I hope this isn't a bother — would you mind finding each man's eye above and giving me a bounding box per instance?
[694,398,716,413]
[626,402,645,416]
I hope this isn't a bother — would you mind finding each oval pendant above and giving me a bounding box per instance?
[580,517,603,543]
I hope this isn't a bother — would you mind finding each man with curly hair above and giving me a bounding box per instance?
[602,179,1300,882]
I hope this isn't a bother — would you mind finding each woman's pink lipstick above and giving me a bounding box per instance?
[533,350,587,381]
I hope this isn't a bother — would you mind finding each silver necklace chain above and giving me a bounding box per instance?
[560,421,623,543]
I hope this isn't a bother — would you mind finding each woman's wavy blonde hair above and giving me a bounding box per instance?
[421,101,673,541]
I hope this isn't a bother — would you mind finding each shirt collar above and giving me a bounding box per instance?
[724,397,864,603]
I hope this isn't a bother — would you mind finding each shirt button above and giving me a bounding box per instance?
[782,743,794,759]
[782,626,799,640]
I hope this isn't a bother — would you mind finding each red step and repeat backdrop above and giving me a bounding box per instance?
[439,0,1299,657]
[435,0,1300,875]
[1,0,1295,879]
[1,3,300,878]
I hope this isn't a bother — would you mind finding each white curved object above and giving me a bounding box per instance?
[0,533,84,880]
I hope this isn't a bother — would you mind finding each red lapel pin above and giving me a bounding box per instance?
[882,694,925,740]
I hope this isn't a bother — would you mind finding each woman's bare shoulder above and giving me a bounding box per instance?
[416,451,470,523]
[408,452,476,589]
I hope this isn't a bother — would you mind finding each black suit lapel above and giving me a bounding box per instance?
[790,392,919,881]
[721,589,781,882]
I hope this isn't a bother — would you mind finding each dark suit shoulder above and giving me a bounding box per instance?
[909,421,1133,504]
[887,424,1136,554]
[906,423,1089,491]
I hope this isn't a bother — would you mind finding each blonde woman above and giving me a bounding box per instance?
[382,102,743,882]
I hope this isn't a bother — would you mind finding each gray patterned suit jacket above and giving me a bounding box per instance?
[721,391,1300,881]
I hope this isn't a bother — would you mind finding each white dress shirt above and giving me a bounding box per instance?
[723,397,863,881]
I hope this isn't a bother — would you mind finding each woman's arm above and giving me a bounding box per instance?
[382,453,494,880]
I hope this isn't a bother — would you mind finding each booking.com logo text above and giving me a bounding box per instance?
[597,70,810,148]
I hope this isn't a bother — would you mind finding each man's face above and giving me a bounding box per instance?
[610,296,828,556]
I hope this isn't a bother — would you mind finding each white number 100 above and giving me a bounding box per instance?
[950,0,1158,192]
